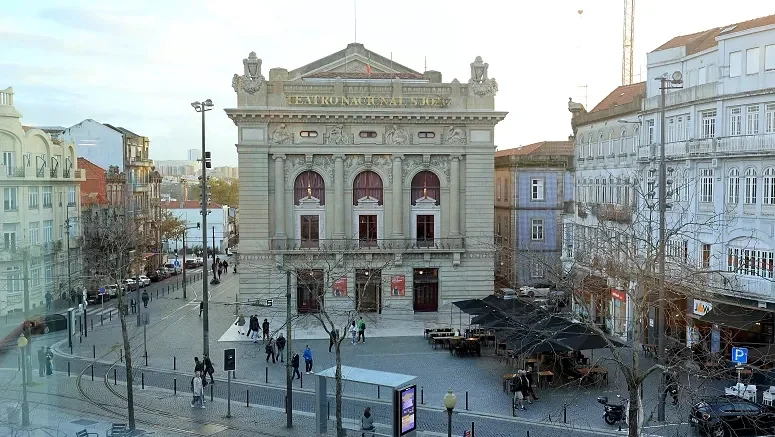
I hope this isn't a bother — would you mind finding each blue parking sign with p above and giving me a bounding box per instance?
[732,347,748,364]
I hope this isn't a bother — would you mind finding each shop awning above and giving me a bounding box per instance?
[699,303,771,331]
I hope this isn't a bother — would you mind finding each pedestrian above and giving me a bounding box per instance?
[141,290,149,308]
[194,357,204,374]
[249,315,259,341]
[37,346,45,377]
[361,407,375,437]
[224,260,229,273]
[666,370,679,405]
[265,337,276,363]
[199,300,204,316]
[235,314,246,335]
[130,297,137,314]
[303,345,313,374]
[203,354,215,385]
[191,371,205,408]
[510,373,526,411]
[291,352,301,380]
[45,347,53,376]
[45,292,52,311]
[276,333,286,362]
[357,317,366,343]
[350,321,357,345]
[329,328,338,352]
[262,318,270,341]
[217,266,222,280]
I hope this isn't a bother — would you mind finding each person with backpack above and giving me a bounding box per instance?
[276,333,286,362]
[303,345,313,374]
[141,290,149,308]
[357,317,366,343]
[262,318,270,341]
[265,337,276,363]
[203,354,215,385]
[291,352,301,380]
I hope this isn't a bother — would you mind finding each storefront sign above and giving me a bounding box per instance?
[397,385,416,435]
[391,275,405,296]
[693,299,713,316]
[332,276,347,297]
[285,95,451,108]
[610,289,626,302]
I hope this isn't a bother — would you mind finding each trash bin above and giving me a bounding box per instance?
[6,404,19,424]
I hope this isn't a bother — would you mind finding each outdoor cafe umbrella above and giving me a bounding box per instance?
[552,322,627,351]
[452,299,492,316]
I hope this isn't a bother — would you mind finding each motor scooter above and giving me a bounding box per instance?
[597,395,629,425]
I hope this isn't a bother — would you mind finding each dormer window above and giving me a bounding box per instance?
[300,131,318,138]
[359,131,377,138]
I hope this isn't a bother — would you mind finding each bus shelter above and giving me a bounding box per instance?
[315,366,417,437]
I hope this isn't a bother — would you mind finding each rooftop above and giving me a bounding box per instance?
[495,141,573,158]
[161,200,223,209]
[590,82,646,113]
[652,14,775,55]
[315,366,416,388]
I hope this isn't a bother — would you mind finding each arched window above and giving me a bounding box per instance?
[763,168,775,205]
[608,130,614,155]
[598,132,604,156]
[620,128,627,154]
[727,168,740,204]
[411,171,441,205]
[294,171,325,205]
[745,168,758,205]
[353,171,383,205]
[633,127,640,152]
[587,134,593,157]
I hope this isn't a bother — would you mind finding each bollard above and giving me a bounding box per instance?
[618,418,622,432]
[327,401,330,419]
[300,371,303,388]
[156,290,159,299]
[91,319,93,331]
[378,386,380,399]
[17,355,20,371]
[564,403,567,423]
[101,314,103,325]
[173,356,176,370]
[93,344,96,359]
[168,286,170,293]
[247,390,250,407]
[174,378,177,395]
[120,348,123,363]
[114,368,117,385]
[145,351,148,367]
[67,361,70,377]
[233,370,236,379]
[109,310,112,321]
[265,367,268,383]
[210,384,213,401]
[527,431,530,437]
[91,365,94,381]
[421,386,424,404]
[79,334,82,344]
[472,422,475,437]
[466,391,469,410]
[142,373,145,389]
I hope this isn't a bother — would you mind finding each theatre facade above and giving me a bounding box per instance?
[226,43,507,316]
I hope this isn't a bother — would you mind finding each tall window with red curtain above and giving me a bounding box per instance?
[294,171,325,205]
[352,171,383,205]
[410,171,441,205]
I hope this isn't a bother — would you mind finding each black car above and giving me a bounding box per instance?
[147,270,160,282]
[24,314,69,335]
[690,397,775,436]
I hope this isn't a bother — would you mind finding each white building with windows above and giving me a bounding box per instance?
[0,87,85,315]
[639,14,775,349]
[226,44,506,323]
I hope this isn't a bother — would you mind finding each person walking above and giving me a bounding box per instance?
[350,321,357,345]
[291,352,301,380]
[235,314,246,335]
[45,292,52,311]
[276,333,286,362]
[141,290,149,308]
[199,300,204,316]
[130,297,137,314]
[249,315,259,342]
[265,337,276,363]
[37,346,45,377]
[45,347,53,376]
[303,345,313,374]
[194,357,204,374]
[203,354,215,385]
[262,318,270,341]
[357,317,366,343]
[329,328,338,352]
[217,265,222,280]
[191,371,205,408]
[361,407,375,437]
[666,370,679,406]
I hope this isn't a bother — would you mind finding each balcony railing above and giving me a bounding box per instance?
[638,135,775,161]
[63,169,71,178]
[50,168,57,178]
[36,167,45,178]
[131,156,154,166]
[270,237,465,252]
[644,83,717,111]
[577,204,588,218]
[132,182,148,191]
[591,203,633,223]
[709,272,775,301]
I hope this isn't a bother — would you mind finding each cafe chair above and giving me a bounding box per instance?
[763,387,775,406]
[743,384,758,402]
[724,383,746,398]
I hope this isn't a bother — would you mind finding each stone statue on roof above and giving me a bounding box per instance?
[232,52,266,95]
[468,56,498,97]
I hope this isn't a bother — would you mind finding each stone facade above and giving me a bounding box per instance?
[226,44,506,319]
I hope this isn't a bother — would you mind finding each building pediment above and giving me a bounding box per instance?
[287,43,422,81]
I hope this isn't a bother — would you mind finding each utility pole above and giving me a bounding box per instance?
[64,213,81,337]
[285,270,292,428]
[191,99,213,358]
[212,226,216,262]
[656,71,683,421]
[22,249,32,379]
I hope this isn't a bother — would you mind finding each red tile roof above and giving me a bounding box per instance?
[652,14,775,55]
[302,72,424,80]
[495,141,573,157]
[161,200,223,209]
[78,158,107,205]
[590,82,646,113]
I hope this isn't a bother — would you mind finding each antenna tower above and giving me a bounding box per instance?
[621,0,635,85]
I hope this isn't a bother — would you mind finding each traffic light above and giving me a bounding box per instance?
[224,348,236,371]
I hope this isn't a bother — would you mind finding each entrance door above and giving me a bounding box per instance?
[413,268,439,312]
[297,269,323,313]
[356,269,381,313]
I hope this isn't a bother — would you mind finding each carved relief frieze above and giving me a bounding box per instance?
[383,125,412,145]
[324,125,354,145]
[429,156,451,182]
[402,86,452,95]
[284,85,334,93]
[402,155,424,179]
[372,154,393,185]
[442,126,467,145]
[344,155,365,181]
[284,155,307,182]
[270,124,294,145]
[312,155,335,181]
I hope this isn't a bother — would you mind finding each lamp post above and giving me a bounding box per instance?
[443,389,456,437]
[17,334,29,426]
[191,99,213,357]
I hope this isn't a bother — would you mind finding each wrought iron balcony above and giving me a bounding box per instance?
[270,237,466,252]
[590,203,632,223]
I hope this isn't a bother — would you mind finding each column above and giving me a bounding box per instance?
[334,155,345,238]
[273,155,286,239]
[450,156,460,236]
[392,156,404,239]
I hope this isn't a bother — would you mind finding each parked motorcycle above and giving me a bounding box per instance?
[597,395,629,425]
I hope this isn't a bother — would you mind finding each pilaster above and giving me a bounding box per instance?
[392,155,404,239]
[450,155,461,236]
[333,155,345,238]
[273,154,286,239]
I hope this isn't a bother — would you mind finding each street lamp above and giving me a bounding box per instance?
[191,99,213,358]
[443,389,456,437]
[17,334,29,426]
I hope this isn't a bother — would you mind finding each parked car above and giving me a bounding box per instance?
[185,259,198,269]
[86,290,110,305]
[690,397,775,437]
[158,269,170,279]
[195,257,204,267]
[147,271,160,282]
[122,279,139,291]
[24,314,69,335]
[137,275,151,287]
[105,284,120,297]
[164,263,181,276]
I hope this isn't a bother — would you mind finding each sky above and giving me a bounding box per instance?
[2,0,773,167]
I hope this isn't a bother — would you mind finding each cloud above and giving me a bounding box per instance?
[36,7,152,35]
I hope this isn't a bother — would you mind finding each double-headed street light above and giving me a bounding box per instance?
[17,334,29,426]
[191,99,213,358]
[443,389,456,437]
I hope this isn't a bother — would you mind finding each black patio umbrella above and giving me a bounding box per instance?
[552,323,627,350]
[452,299,492,316]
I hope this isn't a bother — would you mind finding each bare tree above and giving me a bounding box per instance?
[81,205,145,431]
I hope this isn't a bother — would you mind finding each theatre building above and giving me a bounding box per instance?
[226,44,506,319]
